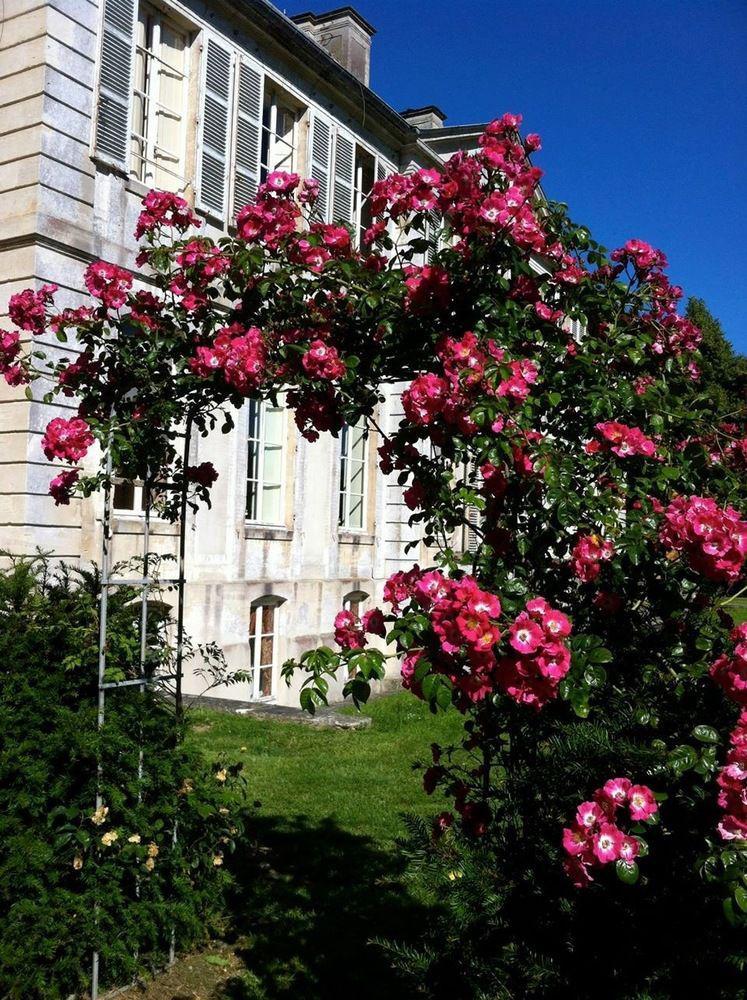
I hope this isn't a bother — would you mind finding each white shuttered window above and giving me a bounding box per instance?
[232,58,264,216]
[197,36,234,219]
[131,4,188,192]
[95,0,138,170]
[309,112,332,221]
[332,130,355,226]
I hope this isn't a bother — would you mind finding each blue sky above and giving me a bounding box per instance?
[282,0,746,352]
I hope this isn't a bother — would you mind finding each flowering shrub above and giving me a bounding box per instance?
[0,558,250,997]
[5,111,747,993]
[562,778,657,887]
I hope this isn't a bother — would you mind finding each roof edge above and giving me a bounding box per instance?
[290,6,377,37]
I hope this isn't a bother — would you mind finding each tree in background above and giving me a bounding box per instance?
[686,297,746,419]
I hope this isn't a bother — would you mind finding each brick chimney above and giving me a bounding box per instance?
[291,7,376,86]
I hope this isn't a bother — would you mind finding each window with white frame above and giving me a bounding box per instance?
[260,83,301,181]
[246,399,286,525]
[353,145,376,248]
[113,478,146,514]
[248,597,283,700]
[131,3,189,192]
[339,419,368,531]
[112,478,166,516]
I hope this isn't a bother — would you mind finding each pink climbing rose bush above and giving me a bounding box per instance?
[3,110,747,990]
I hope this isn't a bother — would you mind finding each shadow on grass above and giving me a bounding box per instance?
[222,813,431,1000]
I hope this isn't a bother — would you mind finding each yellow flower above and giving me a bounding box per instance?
[90,805,109,826]
[147,842,159,858]
[240,746,247,752]
[212,854,224,866]
[447,870,463,881]
[144,856,155,872]
[101,830,119,847]
[127,834,141,844]
[215,769,228,783]
[665,549,680,562]
[73,855,83,870]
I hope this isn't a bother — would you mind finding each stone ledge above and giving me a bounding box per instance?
[187,694,372,730]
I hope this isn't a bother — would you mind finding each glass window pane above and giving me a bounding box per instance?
[261,485,282,524]
[262,446,283,485]
[263,406,284,446]
[348,497,364,529]
[247,399,261,439]
[259,665,273,697]
[260,634,274,666]
[351,425,367,460]
[349,462,365,496]
[261,605,275,633]
[113,481,135,510]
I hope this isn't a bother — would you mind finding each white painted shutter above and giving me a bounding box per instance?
[466,463,483,554]
[232,57,264,217]
[427,209,441,263]
[94,0,137,170]
[197,36,233,219]
[332,130,355,226]
[309,112,332,221]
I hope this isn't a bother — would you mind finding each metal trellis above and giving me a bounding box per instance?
[90,418,192,999]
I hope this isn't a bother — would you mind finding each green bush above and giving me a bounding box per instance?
[0,556,248,999]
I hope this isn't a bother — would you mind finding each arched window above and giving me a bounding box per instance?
[249,595,285,700]
[342,590,369,681]
[343,589,369,618]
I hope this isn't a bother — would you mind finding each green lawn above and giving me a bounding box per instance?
[189,692,463,846]
[183,693,464,999]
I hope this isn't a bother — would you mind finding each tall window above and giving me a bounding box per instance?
[249,598,282,700]
[260,84,299,181]
[246,399,285,525]
[113,479,146,514]
[353,145,376,248]
[342,590,368,681]
[131,3,188,191]
[343,589,369,618]
[339,419,367,530]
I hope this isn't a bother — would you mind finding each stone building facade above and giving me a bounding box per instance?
[0,0,481,705]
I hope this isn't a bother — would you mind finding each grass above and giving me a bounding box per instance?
[188,692,464,846]
[171,693,464,999]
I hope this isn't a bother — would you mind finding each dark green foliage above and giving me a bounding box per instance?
[381,689,747,1000]
[0,557,248,999]
[686,297,746,419]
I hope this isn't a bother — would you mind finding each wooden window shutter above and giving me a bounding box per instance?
[232,57,264,218]
[309,112,332,221]
[332,130,355,226]
[197,36,234,219]
[94,0,137,170]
